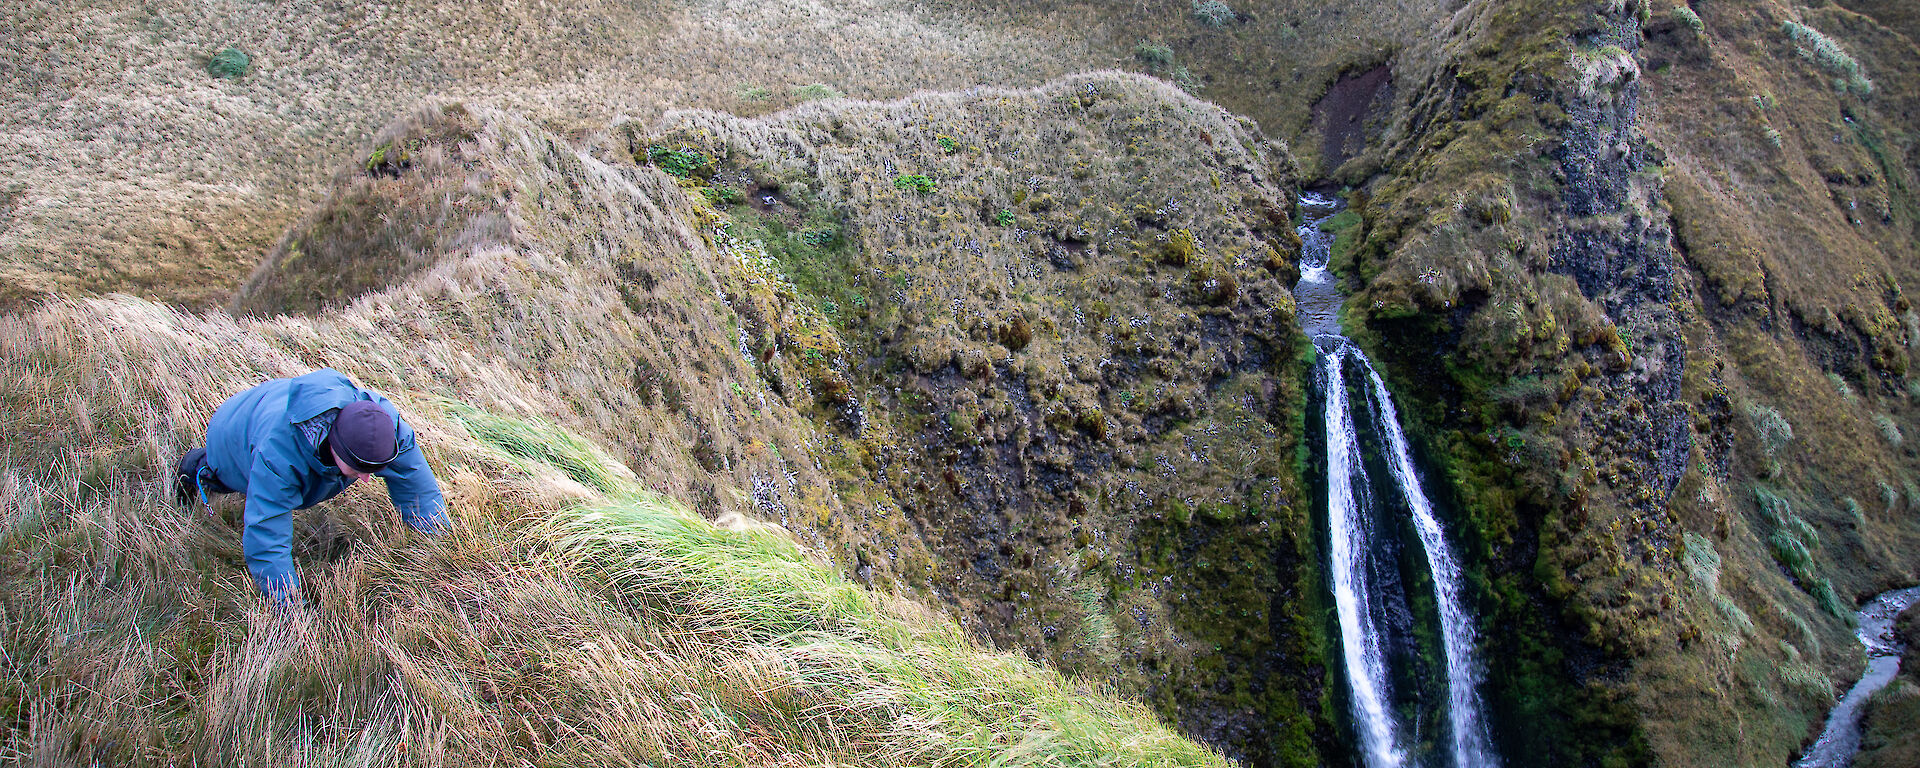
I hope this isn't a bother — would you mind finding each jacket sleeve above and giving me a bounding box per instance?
[380,443,447,533]
[242,451,302,603]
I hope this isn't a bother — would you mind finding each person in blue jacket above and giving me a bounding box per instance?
[174,369,447,602]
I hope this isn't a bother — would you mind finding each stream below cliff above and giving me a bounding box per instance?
[1794,585,1920,768]
[1296,194,1499,767]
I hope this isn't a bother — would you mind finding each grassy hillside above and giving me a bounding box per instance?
[0,91,1235,765]
[637,74,1325,764]
[6,0,1919,764]
[1,0,1440,313]
[1633,0,1920,761]
[218,72,1330,765]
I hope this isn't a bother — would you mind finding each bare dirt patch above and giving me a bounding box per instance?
[1311,63,1392,174]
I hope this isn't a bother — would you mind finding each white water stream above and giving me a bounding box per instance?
[1794,585,1920,768]
[1298,194,1498,768]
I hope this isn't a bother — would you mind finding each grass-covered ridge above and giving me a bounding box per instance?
[626,74,1330,764]
[0,77,1292,765]
[0,294,1226,766]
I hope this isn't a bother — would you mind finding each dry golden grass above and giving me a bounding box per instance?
[0,0,1449,311]
[0,0,1117,310]
[0,90,1232,764]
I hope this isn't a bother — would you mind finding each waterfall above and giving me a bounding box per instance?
[1299,194,1498,768]
[1324,341,1406,768]
[1361,356,1499,768]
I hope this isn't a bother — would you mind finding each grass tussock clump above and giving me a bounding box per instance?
[1781,20,1875,96]
[551,498,1226,767]
[1753,486,1845,619]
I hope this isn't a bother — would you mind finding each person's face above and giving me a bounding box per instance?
[333,450,375,483]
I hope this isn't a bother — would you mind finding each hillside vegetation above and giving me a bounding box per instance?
[0,90,1238,766]
[218,72,1327,765]
[0,0,1418,312]
[6,0,1920,765]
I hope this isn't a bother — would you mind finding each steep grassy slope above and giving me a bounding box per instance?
[4,75,1346,765]
[0,0,1110,309]
[0,90,1242,766]
[1632,0,1920,761]
[8,0,1920,763]
[233,73,1327,766]
[635,75,1323,764]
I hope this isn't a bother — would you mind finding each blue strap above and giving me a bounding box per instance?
[195,467,214,512]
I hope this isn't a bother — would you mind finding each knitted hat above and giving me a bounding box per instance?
[329,401,398,471]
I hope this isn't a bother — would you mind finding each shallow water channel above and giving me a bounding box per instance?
[1793,585,1920,768]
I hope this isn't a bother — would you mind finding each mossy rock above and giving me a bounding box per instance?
[206,47,249,80]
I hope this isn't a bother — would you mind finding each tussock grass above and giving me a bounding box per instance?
[1753,485,1845,619]
[0,89,1232,766]
[447,400,636,496]
[2,0,1447,309]
[551,496,1223,767]
[0,333,1223,765]
[1782,20,1875,96]
[0,0,1112,308]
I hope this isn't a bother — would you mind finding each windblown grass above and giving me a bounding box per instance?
[0,86,1236,765]
[0,300,1224,768]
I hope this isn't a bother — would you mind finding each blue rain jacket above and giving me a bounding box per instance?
[204,369,446,600]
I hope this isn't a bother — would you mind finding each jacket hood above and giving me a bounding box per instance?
[284,368,363,423]
[281,368,417,455]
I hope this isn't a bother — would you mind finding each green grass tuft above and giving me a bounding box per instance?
[892,174,936,195]
[1782,20,1874,96]
[1191,0,1236,28]
[446,400,631,494]
[206,47,249,79]
[793,83,843,101]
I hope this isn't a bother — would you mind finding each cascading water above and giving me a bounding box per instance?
[1323,342,1404,768]
[1794,585,1920,768]
[1296,193,1498,768]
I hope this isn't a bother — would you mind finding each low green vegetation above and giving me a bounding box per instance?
[1673,6,1703,34]
[206,46,249,79]
[550,489,1230,768]
[1316,208,1361,276]
[1130,40,1203,93]
[447,400,631,493]
[793,83,843,101]
[1782,20,1874,96]
[1191,0,1236,28]
[1133,42,1175,70]
[1747,402,1794,476]
[1754,486,1845,618]
[720,196,866,327]
[645,145,712,178]
[892,174,936,194]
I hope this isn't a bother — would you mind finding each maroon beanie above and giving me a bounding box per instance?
[329,401,398,471]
